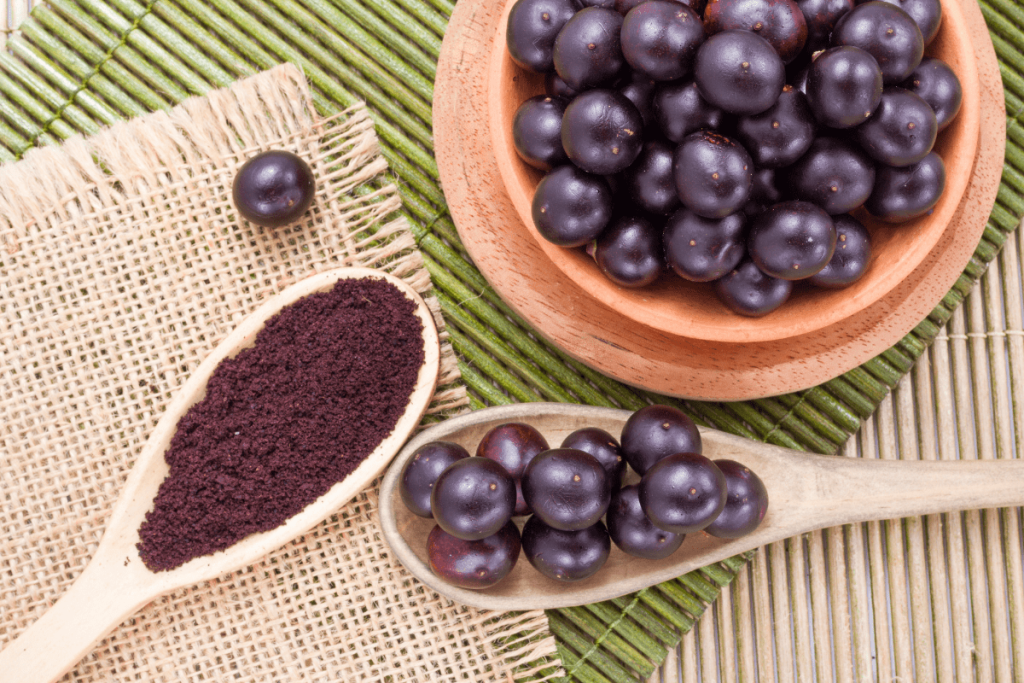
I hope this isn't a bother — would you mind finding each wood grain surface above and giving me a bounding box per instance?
[434,0,1004,401]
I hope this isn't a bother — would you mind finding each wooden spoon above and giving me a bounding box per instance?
[379,403,1024,611]
[0,267,441,683]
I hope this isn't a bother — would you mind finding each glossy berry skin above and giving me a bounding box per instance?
[749,201,836,280]
[521,516,611,581]
[507,0,578,73]
[704,460,769,538]
[553,8,627,90]
[232,151,315,228]
[902,58,962,131]
[621,404,702,475]
[673,131,753,219]
[865,150,945,221]
[522,448,611,530]
[653,81,724,142]
[562,89,645,175]
[735,86,816,168]
[620,70,659,128]
[743,167,782,218]
[431,458,517,541]
[639,452,727,534]
[805,46,883,128]
[876,0,941,45]
[477,422,550,516]
[664,209,747,282]
[694,29,786,115]
[561,428,627,491]
[545,71,580,98]
[714,259,793,316]
[786,137,876,214]
[831,2,924,85]
[532,165,613,247]
[400,441,471,518]
[797,0,854,54]
[808,214,872,287]
[621,1,705,81]
[589,215,664,287]
[621,140,681,215]
[427,521,521,589]
[607,484,685,558]
[513,96,570,170]
[703,0,808,64]
[855,87,937,166]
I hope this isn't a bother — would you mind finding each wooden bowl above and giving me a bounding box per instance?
[488,0,980,343]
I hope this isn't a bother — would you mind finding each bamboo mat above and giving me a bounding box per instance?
[0,0,1021,681]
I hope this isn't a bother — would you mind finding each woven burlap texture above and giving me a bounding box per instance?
[0,64,560,682]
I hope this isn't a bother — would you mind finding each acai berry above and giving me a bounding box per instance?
[901,58,962,130]
[477,422,550,516]
[831,2,924,84]
[532,165,613,247]
[522,448,612,530]
[748,201,836,280]
[512,95,569,170]
[589,214,664,287]
[620,404,702,475]
[431,458,517,541]
[621,139,681,215]
[673,131,753,218]
[663,209,747,282]
[694,29,786,115]
[553,8,627,90]
[797,0,854,54]
[703,0,808,64]
[714,259,793,316]
[638,452,727,534]
[855,87,937,167]
[735,86,816,168]
[561,427,627,491]
[653,80,724,143]
[233,150,315,229]
[400,441,470,518]
[521,516,611,581]
[786,137,876,214]
[562,89,645,174]
[876,0,941,45]
[808,214,872,288]
[607,484,685,559]
[704,459,769,538]
[621,0,705,81]
[427,521,521,589]
[805,46,884,128]
[865,150,945,221]
[507,0,579,73]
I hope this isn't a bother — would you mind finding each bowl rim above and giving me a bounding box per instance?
[489,0,982,343]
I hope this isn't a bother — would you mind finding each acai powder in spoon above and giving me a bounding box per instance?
[137,277,425,571]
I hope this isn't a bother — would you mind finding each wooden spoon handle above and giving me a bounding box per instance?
[0,558,153,683]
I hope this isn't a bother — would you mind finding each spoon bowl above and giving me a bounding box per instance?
[380,403,1024,611]
[0,267,441,683]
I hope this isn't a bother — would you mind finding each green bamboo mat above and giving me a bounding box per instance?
[0,0,1021,680]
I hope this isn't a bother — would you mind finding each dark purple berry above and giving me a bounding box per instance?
[875,0,941,45]
[521,516,611,581]
[748,200,836,279]
[743,167,782,218]
[589,215,664,287]
[400,441,471,518]
[808,214,872,287]
[621,1,706,81]
[621,140,681,215]
[232,151,315,229]
[532,165,613,247]
[621,404,702,475]
[865,150,945,221]
[735,85,816,167]
[786,137,876,214]
[653,80,724,142]
[714,259,793,316]
[561,428,627,491]
[554,8,627,90]
[522,449,612,530]
[704,460,769,538]
[427,521,521,589]
[901,58,962,131]
[562,89,645,174]
[694,29,786,114]
[476,422,550,516]
[855,87,937,166]
[431,458,517,541]
[608,484,685,558]
[831,2,923,85]
[507,0,579,73]
[806,46,883,127]
[664,209,747,282]
[674,131,753,218]
[546,71,581,98]
[703,0,808,64]
[619,70,659,128]
[513,96,570,170]
[797,0,854,54]
[639,452,727,533]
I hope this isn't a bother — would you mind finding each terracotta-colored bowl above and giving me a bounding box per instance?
[489,0,980,343]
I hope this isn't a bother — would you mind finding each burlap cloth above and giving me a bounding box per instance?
[0,64,560,682]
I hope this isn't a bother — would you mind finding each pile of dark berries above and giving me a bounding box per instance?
[507,0,960,316]
[399,405,769,589]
